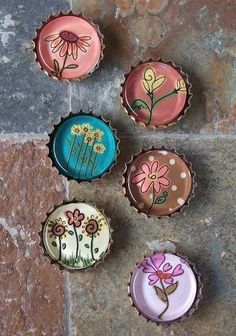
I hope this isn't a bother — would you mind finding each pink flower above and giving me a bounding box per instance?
[131,161,170,194]
[66,209,84,228]
[140,253,184,285]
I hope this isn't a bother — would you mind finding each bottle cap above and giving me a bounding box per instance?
[47,112,119,182]
[129,252,202,324]
[123,147,195,217]
[40,200,112,271]
[33,12,104,80]
[121,59,192,128]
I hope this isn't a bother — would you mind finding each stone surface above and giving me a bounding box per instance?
[67,136,236,336]
[0,138,66,336]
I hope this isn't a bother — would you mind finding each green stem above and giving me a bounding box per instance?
[158,279,169,319]
[91,235,95,261]
[59,53,68,77]
[73,224,79,259]
[148,184,155,214]
[73,135,85,174]
[147,92,154,126]
[152,89,178,109]
[85,140,95,178]
[78,143,88,177]
[66,134,76,170]
[58,237,62,261]
[91,152,97,176]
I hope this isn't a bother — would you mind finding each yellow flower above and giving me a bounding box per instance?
[81,123,93,134]
[143,67,165,93]
[84,132,95,146]
[93,143,106,154]
[176,79,186,92]
[93,129,104,142]
[71,124,83,136]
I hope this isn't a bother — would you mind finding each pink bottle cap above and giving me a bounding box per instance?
[34,12,104,81]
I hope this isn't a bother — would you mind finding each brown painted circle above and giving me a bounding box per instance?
[125,149,193,217]
[122,61,188,127]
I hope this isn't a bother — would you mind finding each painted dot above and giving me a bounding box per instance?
[137,181,142,187]
[149,194,153,199]
[148,155,155,162]
[159,150,168,155]
[177,198,185,205]
[171,185,177,191]
[130,165,136,172]
[180,172,187,178]
[169,208,173,212]
[169,159,175,165]
[138,202,144,209]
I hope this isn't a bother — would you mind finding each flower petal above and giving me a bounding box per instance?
[141,163,151,174]
[163,263,172,272]
[74,209,79,217]
[79,36,91,41]
[164,277,174,284]
[66,211,73,219]
[151,161,159,173]
[141,179,152,193]
[152,76,166,91]
[131,172,146,184]
[144,68,155,84]
[67,42,72,56]
[148,274,159,285]
[52,40,64,53]
[140,259,157,273]
[59,42,68,57]
[76,42,87,53]
[172,264,184,276]
[153,180,161,194]
[44,33,60,42]
[150,253,165,270]
[158,177,170,187]
[157,164,169,177]
[72,43,78,60]
[51,36,62,48]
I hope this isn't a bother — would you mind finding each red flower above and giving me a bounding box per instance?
[66,209,84,227]
[131,161,170,194]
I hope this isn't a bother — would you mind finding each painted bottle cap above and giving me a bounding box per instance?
[47,112,119,182]
[123,147,195,217]
[40,200,112,270]
[33,12,104,80]
[129,252,202,324]
[121,59,192,128]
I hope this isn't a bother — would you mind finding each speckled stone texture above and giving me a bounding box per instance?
[0,0,236,335]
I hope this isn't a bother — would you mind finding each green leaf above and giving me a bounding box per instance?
[154,286,168,302]
[52,241,57,247]
[131,99,149,111]
[155,192,168,204]
[166,282,178,295]
[94,248,99,253]
[65,64,79,69]
[53,59,60,72]
[67,137,72,146]
[62,243,66,250]
[85,244,90,248]
[79,234,83,241]
[68,230,74,235]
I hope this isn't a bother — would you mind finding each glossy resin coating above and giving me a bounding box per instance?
[42,202,111,270]
[35,13,103,80]
[124,149,193,216]
[130,252,199,323]
[49,114,118,182]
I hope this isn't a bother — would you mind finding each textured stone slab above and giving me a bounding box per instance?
[67,136,236,336]
[0,0,69,134]
[0,139,66,336]
[71,0,236,135]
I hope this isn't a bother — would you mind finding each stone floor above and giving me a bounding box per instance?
[0,1,235,335]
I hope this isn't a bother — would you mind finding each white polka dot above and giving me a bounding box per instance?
[148,155,155,162]
[169,159,175,165]
[137,181,142,187]
[159,150,168,155]
[130,165,136,172]
[169,208,173,212]
[138,202,144,209]
[149,194,153,199]
[177,198,185,205]
[171,185,177,191]
[180,172,187,179]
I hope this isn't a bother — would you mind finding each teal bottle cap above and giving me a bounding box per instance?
[48,112,119,182]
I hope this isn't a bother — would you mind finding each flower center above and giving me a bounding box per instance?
[60,31,78,42]
[148,173,157,180]
[157,270,172,280]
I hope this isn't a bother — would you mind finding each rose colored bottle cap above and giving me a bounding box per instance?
[34,12,104,80]
[129,252,202,324]
[123,148,195,217]
[121,59,192,128]
[47,112,119,182]
[41,201,112,270]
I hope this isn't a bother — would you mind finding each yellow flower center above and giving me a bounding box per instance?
[148,173,157,180]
